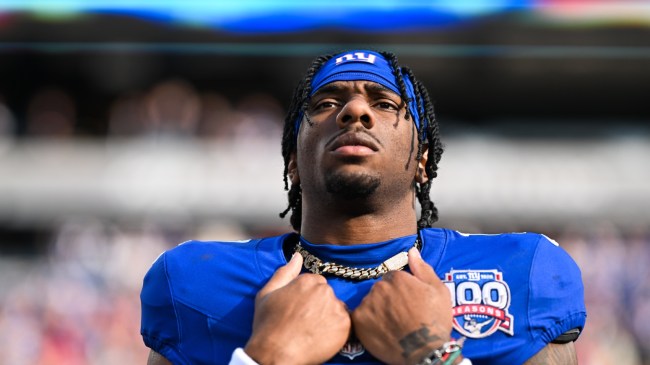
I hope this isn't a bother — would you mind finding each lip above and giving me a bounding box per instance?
[327,132,380,154]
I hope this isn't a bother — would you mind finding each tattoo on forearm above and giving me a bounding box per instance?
[399,326,442,359]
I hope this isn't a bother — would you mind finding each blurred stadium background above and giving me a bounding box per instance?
[0,1,649,364]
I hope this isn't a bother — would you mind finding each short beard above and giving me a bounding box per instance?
[325,172,380,200]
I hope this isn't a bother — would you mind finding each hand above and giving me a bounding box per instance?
[244,253,351,365]
[351,247,453,365]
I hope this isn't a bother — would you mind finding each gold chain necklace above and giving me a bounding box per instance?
[294,236,422,281]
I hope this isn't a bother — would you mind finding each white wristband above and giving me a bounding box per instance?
[458,358,473,365]
[228,348,260,365]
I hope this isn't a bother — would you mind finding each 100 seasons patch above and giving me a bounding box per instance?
[444,270,514,338]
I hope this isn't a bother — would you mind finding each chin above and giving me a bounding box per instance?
[324,171,381,199]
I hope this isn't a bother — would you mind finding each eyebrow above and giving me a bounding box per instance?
[311,82,400,99]
[311,83,346,98]
[364,83,398,96]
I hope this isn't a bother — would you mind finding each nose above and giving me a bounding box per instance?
[336,97,375,129]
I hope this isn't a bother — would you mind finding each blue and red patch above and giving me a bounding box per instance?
[444,270,514,339]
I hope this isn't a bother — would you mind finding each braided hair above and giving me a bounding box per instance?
[279,51,443,232]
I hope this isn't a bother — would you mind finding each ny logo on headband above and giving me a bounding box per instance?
[335,52,377,65]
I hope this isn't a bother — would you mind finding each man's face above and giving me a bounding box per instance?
[292,80,421,201]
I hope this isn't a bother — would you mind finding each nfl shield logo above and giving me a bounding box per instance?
[339,338,365,360]
[444,269,514,338]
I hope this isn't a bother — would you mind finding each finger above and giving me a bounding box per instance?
[381,271,395,281]
[258,252,303,299]
[408,247,439,284]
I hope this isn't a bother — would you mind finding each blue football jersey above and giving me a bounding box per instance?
[140,228,586,365]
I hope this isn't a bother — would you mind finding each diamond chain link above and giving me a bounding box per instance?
[294,236,421,281]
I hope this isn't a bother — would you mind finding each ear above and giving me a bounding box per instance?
[415,145,429,184]
[288,151,300,185]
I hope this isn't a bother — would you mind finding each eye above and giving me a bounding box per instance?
[374,100,399,110]
[313,100,340,111]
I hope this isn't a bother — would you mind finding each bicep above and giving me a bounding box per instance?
[523,342,577,365]
[148,350,173,365]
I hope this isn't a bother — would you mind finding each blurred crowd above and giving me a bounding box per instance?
[0,78,284,142]
[0,79,649,365]
[0,219,164,365]
[559,224,650,365]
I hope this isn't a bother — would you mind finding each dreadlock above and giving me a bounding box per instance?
[279,51,444,232]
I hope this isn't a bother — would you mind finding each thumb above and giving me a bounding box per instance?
[257,252,303,300]
[408,247,439,284]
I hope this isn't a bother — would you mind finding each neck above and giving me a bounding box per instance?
[299,197,419,245]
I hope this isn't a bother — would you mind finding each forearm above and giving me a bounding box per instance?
[523,343,577,365]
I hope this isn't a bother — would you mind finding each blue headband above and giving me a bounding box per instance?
[294,50,425,137]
